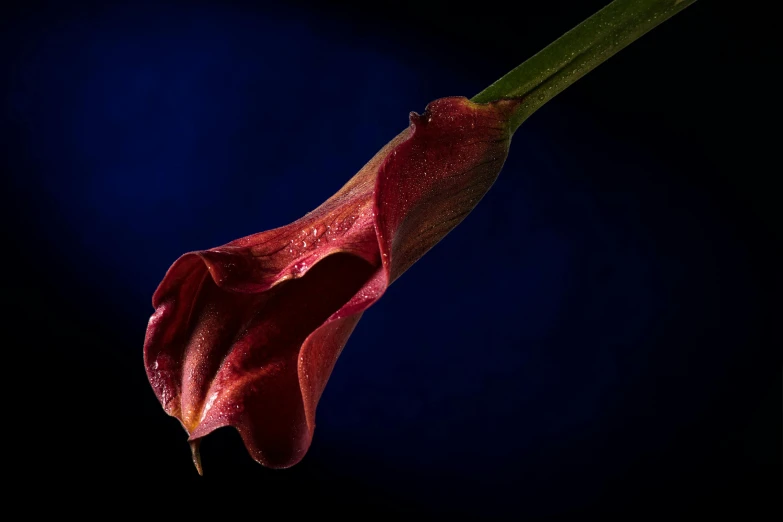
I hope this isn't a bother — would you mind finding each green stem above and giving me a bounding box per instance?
[471,0,697,131]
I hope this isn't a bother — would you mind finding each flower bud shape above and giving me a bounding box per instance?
[144,96,520,471]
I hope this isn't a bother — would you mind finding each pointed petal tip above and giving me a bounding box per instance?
[190,439,203,476]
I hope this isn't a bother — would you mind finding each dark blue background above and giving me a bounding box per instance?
[2,1,778,517]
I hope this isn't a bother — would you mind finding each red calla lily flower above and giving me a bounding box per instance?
[143,97,519,471]
[143,0,696,474]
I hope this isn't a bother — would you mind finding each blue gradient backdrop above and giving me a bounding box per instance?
[2,1,778,518]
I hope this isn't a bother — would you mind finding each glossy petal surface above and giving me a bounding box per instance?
[144,96,519,468]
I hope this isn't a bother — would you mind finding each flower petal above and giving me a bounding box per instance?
[144,96,520,470]
[374,96,519,281]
